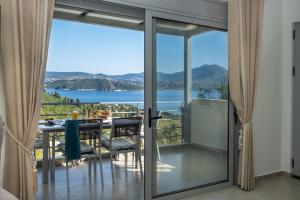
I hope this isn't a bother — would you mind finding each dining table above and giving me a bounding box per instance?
[39,119,112,184]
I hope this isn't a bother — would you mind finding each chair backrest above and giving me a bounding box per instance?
[156,111,161,127]
[76,119,103,140]
[110,117,142,139]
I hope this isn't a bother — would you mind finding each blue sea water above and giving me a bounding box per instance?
[45,89,220,112]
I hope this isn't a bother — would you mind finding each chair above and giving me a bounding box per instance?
[33,131,45,160]
[102,117,143,183]
[140,111,161,162]
[155,111,162,162]
[57,120,104,191]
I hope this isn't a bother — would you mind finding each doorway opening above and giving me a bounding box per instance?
[146,17,230,198]
[36,4,145,200]
[36,3,231,200]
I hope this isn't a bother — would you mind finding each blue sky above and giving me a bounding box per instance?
[47,19,228,75]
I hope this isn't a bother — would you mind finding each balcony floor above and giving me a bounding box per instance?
[36,144,227,200]
[155,144,227,195]
[36,155,144,200]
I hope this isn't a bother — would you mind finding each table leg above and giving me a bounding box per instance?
[42,131,49,184]
[51,133,56,182]
[135,151,138,169]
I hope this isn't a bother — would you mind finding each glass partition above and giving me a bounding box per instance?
[152,18,229,197]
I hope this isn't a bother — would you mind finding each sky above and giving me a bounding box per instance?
[47,19,228,75]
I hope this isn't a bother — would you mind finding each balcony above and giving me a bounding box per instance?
[35,98,228,199]
[36,101,182,160]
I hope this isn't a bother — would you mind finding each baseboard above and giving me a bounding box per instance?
[190,143,227,153]
[158,143,190,150]
[158,143,227,154]
[291,173,300,179]
[255,171,291,182]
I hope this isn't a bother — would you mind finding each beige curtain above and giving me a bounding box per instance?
[1,0,54,199]
[228,0,264,191]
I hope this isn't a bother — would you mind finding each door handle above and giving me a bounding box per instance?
[150,116,162,120]
[148,108,162,128]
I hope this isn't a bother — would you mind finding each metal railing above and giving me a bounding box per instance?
[40,101,183,142]
[40,101,182,118]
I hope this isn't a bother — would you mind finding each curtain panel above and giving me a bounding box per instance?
[228,0,264,191]
[0,0,54,199]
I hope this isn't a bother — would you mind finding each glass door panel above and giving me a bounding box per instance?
[151,18,229,197]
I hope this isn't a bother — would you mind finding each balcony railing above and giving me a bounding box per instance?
[40,101,183,145]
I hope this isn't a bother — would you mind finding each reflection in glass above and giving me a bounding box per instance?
[153,18,228,197]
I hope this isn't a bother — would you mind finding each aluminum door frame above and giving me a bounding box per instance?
[144,9,234,200]
[292,22,300,177]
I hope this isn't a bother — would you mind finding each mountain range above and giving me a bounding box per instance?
[45,64,227,91]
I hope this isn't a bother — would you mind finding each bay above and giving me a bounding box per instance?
[45,89,220,113]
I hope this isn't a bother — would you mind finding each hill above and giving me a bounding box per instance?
[157,64,227,89]
[46,71,93,79]
[45,64,227,90]
[45,78,143,91]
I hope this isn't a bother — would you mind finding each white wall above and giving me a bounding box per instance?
[191,100,228,151]
[252,0,283,176]
[281,0,300,173]
[252,0,300,176]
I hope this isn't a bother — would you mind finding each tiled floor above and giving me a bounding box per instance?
[155,145,227,195]
[36,156,144,200]
[184,175,300,200]
[36,145,300,200]
[36,145,228,200]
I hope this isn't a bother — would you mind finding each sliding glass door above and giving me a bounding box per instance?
[144,11,233,200]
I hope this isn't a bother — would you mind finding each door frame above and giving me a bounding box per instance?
[292,22,300,177]
[144,10,234,200]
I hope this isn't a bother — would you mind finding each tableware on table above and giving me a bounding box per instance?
[72,111,79,120]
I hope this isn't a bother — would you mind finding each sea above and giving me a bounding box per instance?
[45,89,220,113]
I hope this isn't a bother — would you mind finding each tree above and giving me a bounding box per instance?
[197,87,210,99]
[53,91,61,98]
[217,85,228,100]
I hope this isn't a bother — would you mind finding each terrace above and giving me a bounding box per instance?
[35,96,228,199]
[35,97,183,164]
